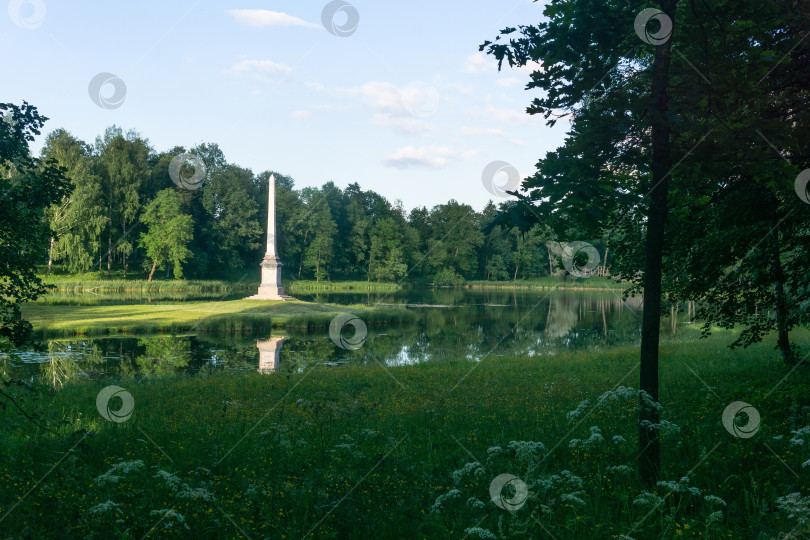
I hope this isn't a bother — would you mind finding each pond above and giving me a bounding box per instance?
[6,287,649,381]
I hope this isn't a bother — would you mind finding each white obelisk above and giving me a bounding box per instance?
[248,175,291,300]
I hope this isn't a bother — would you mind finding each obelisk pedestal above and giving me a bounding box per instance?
[247,174,293,301]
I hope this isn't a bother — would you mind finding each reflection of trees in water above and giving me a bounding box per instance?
[19,292,647,379]
[135,337,191,376]
[544,295,579,339]
[40,340,93,387]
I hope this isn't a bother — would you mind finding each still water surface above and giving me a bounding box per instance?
[8,287,645,380]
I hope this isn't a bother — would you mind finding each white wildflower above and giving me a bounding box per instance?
[153,470,182,489]
[176,485,216,502]
[560,491,587,507]
[94,460,145,486]
[88,500,121,515]
[463,527,497,539]
[776,493,810,525]
[707,510,723,523]
[633,491,664,508]
[703,495,727,506]
[486,446,503,458]
[566,400,590,422]
[451,462,485,485]
[656,476,696,494]
[507,440,546,466]
[790,426,810,447]
[430,489,462,514]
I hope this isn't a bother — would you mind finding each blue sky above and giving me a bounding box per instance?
[3,0,570,211]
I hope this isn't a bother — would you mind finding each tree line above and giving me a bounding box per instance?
[42,125,600,285]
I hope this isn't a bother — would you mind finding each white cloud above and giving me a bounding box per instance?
[459,126,527,146]
[312,103,351,112]
[231,59,292,78]
[341,81,405,113]
[462,53,496,74]
[459,126,510,137]
[382,146,481,170]
[516,61,543,76]
[226,9,319,29]
[373,114,435,136]
[463,52,543,79]
[340,81,442,135]
[496,77,523,88]
[468,105,537,125]
[291,110,312,119]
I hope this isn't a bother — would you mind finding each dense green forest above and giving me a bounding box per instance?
[42,126,601,284]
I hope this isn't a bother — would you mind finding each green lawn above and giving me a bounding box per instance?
[22,299,414,336]
[1,334,808,538]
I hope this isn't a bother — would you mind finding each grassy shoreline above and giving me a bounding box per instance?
[39,272,628,294]
[41,279,404,294]
[286,280,402,293]
[23,299,415,337]
[1,337,807,537]
[41,278,256,293]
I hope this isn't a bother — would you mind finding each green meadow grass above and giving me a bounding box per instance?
[1,333,808,538]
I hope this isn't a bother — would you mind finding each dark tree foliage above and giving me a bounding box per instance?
[0,102,69,428]
[479,0,809,483]
[0,102,69,350]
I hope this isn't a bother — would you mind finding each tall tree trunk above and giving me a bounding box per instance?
[148,261,157,281]
[671,304,677,334]
[107,233,112,278]
[639,0,677,486]
[770,228,792,363]
[549,249,554,276]
[47,237,54,276]
[298,230,309,279]
[122,223,129,278]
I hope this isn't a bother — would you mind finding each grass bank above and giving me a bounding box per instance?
[464,276,627,290]
[41,278,256,293]
[41,277,403,295]
[0,336,807,538]
[22,299,414,337]
[287,280,402,293]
